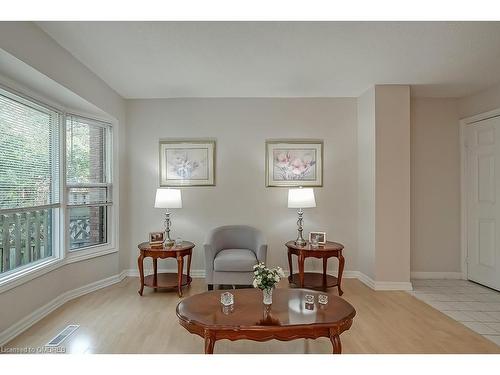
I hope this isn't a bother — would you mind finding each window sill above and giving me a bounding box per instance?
[0,245,118,295]
[67,244,118,264]
[0,257,63,294]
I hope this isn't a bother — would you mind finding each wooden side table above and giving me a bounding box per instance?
[286,240,345,295]
[137,241,194,297]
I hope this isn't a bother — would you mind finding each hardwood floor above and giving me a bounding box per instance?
[6,277,500,354]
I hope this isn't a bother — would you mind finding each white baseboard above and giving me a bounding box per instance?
[374,281,413,291]
[410,271,464,280]
[356,271,376,289]
[124,268,361,280]
[125,268,404,289]
[333,270,359,279]
[0,270,127,347]
[357,272,413,291]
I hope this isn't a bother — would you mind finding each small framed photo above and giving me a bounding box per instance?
[309,231,326,244]
[149,231,164,247]
[159,139,216,186]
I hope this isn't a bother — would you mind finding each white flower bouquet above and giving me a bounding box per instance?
[252,262,285,290]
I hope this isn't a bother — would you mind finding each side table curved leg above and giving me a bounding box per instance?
[298,254,305,288]
[287,250,293,283]
[187,253,192,285]
[137,254,145,296]
[329,328,342,354]
[204,330,216,354]
[177,255,184,297]
[153,258,158,292]
[322,257,328,292]
[337,253,345,296]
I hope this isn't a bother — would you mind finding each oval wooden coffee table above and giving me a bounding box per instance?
[176,288,355,354]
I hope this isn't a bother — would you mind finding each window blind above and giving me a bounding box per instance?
[66,115,112,251]
[0,88,60,210]
[66,115,109,185]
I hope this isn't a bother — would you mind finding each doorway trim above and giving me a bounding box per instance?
[460,107,500,281]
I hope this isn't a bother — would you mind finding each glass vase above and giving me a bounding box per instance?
[262,288,273,305]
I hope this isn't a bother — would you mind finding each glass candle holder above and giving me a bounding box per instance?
[304,294,314,305]
[220,292,234,306]
[318,294,328,305]
[221,304,234,315]
[311,238,319,248]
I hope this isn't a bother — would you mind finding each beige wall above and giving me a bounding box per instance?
[0,22,126,336]
[356,85,411,284]
[410,98,461,274]
[0,255,119,334]
[375,85,411,282]
[357,87,376,279]
[125,98,358,276]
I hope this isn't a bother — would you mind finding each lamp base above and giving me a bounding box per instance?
[294,208,307,247]
[163,210,175,247]
[294,238,307,247]
[164,239,175,247]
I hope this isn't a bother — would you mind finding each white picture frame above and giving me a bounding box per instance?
[309,231,327,244]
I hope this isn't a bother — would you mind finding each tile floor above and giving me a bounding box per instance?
[410,279,500,346]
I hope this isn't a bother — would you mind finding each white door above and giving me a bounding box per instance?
[466,116,500,291]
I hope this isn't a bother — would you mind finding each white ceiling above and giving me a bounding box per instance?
[37,21,500,99]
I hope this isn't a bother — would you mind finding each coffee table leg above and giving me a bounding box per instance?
[177,255,184,297]
[204,330,216,354]
[137,254,145,296]
[329,328,342,354]
[337,252,345,296]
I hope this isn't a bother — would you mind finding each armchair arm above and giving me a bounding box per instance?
[204,243,217,284]
[256,244,268,264]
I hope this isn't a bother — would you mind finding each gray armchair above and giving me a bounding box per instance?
[204,225,267,290]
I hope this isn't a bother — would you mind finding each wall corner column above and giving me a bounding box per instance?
[357,85,411,289]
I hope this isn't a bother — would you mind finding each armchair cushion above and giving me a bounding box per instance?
[213,249,258,272]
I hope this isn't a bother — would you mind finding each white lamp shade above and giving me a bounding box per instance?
[154,188,182,208]
[288,188,316,208]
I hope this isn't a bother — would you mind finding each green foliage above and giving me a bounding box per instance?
[0,98,53,209]
[252,262,285,290]
[66,123,91,184]
[0,96,97,209]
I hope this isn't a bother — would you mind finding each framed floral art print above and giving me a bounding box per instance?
[159,139,215,186]
[265,140,323,187]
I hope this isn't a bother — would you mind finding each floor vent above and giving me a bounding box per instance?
[46,325,80,347]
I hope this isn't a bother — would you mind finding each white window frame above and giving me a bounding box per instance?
[65,114,115,262]
[0,82,118,294]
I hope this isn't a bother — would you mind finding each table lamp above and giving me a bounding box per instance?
[154,188,182,246]
[288,187,316,246]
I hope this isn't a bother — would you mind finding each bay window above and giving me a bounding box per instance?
[0,87,60,275]
[0,84,114,283]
